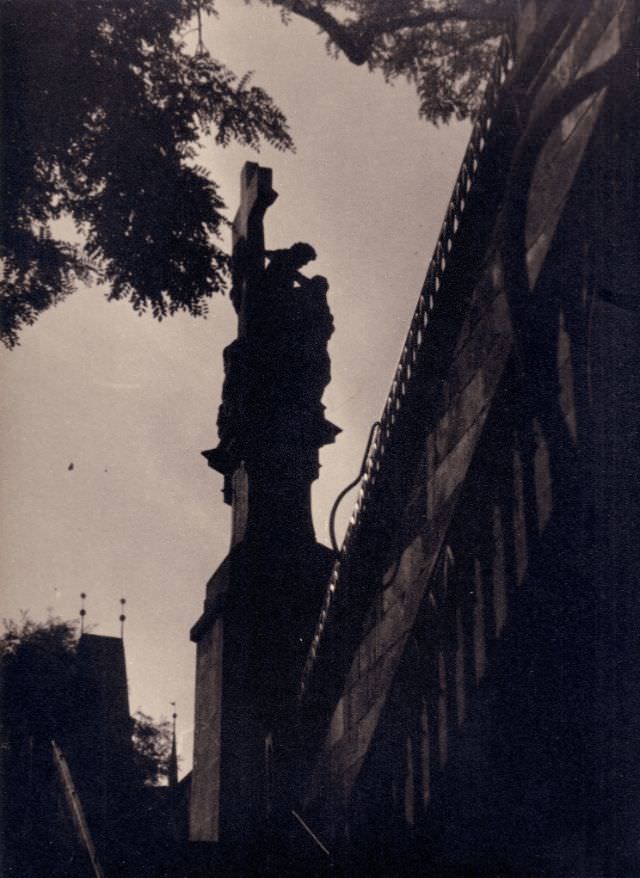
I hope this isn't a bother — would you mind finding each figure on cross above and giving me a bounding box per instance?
[203,163,340,487]
[263,242,317,294]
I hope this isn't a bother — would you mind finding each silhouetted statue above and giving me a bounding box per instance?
[264,242,317,293]
[208,242,339,477]
[195,167,341,865]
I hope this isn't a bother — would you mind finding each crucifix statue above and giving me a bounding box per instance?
[202,162,340,550]
[229,162,277,330]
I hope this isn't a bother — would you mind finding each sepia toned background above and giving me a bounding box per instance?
[0,0,468,772]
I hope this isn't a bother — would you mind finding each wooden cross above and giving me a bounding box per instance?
[230,162,278,333]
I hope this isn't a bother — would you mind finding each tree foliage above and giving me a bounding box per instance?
[0,613,80,745]
[132,709,175,785]
[254,0,515,122]
[0,614,180,875]
[1,0,517,348]
[0,0,293,347]
[0,613,171,781]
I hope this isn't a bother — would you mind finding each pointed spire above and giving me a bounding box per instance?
[119,598,126,640]
[168,702,178,789]
[79,592,87,635]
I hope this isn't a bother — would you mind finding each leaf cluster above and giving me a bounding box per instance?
[0,0,293,347]
[255,0,513,121]
[369,6,504,123]
[0,613,80,746]
[131,709,175,785]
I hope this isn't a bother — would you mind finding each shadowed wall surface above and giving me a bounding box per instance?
[295,2,640,875]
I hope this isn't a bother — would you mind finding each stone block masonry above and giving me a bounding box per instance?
[296,2,640,874]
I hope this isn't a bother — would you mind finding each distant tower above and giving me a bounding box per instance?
[189,163,339,868]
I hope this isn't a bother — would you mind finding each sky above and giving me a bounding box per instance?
[0,1,469,773]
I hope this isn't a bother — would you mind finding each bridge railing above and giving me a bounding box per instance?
[300,35,514,697]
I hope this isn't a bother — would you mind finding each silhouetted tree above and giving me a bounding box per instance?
[0,614,79,745]
[1,0,293,347]
[0,614,181,875]
[132,709,175,786]
[254,0,515,122]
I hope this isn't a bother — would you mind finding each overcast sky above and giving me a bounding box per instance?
[0,1,469,772]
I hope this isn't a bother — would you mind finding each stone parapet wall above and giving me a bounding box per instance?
[298,2,639,872]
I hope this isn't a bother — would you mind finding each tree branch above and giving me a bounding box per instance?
[285,1,370,64]
[278,1,510,66]
[366,3,512,34]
